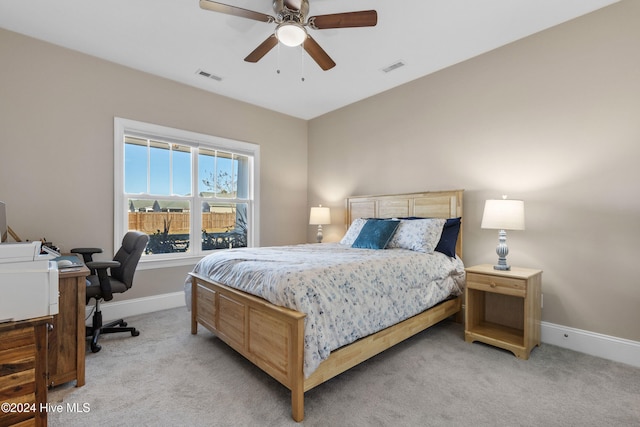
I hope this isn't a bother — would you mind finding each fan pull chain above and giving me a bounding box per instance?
[300,45,305,82]
[276,41,281,75]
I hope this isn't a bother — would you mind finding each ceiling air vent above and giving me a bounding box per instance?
[381,60,406,73]
[196,69,222,81]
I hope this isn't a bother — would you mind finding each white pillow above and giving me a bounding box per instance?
[386,218,446,253]
[340,218,367,245]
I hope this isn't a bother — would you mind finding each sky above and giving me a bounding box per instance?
[124,142,237,198]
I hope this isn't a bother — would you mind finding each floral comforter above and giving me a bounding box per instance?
[185,243,465,377]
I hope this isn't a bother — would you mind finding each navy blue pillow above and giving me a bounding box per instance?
[399,216,461,257]
[352,219,400,249]
[435,217,461,257]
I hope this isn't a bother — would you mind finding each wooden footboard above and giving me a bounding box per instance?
[190,272,461,422]
[190,273,306,415]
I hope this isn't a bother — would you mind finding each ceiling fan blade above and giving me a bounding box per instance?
[303,35,336,71]
[244,35,278,63]
[308,10,377,30]
[199,0,273,23]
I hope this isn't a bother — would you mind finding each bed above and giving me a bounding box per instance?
[187,189,464,421]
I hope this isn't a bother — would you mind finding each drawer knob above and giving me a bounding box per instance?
[490,281,497,288]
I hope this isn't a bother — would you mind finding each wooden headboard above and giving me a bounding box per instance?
[345,189,464,257]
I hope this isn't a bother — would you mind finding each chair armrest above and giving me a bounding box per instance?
[71,247,103,263]
[86,260,121,302]
[85,260,120,270]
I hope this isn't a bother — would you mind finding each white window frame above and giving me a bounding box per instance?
[114,117,260,269]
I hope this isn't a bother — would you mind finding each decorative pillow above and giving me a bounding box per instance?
[351,219,400,249]
[340,218,367,245]
[386,218,446,253]
[434,217,461,257]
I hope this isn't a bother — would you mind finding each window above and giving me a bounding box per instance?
[114,118,260,267]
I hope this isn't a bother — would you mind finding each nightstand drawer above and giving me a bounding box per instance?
[466,272,526,297]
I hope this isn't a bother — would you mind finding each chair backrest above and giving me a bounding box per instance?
[111,231,149,288]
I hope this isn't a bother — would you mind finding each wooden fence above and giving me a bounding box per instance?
[129,212,236,235]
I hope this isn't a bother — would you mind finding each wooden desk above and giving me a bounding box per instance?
[48,266,89,388]
[0,316,51,427]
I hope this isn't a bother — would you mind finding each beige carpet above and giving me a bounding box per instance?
[48,307,640,426]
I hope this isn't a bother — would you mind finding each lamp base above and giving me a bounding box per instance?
[493,229,511,270]
[316,224,323,244]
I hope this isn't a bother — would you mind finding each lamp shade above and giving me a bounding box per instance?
[481,199,525,231]
[309,206,331,225]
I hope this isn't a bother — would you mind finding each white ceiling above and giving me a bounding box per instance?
[0,0,619,120]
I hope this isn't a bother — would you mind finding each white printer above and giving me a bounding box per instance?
[0,241,59,323]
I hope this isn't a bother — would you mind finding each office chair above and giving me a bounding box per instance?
[71,231,149,353]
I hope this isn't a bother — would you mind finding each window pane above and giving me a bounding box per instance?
[236,154,249,199]
[216,151,235,199]
[149,140,170,196]
[128,198,191,254]
[198,148,216,197]
[124,138,148,194]
[172,145,191,196]
[201,202,247,250]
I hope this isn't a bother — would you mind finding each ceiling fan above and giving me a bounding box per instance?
[199,0,378,71]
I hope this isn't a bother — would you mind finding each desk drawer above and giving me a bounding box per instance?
[0,320,48,427]
[466,272,526,297]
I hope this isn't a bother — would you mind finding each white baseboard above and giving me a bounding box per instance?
[541,321,640,369]
[89,294,640,369]
[86,291,186,323]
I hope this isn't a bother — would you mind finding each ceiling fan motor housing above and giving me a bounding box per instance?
[273,0,308,24]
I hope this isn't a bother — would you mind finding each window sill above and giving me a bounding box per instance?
[136,255,203,270]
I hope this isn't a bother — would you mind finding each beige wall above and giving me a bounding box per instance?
[0,28,308,300]
[308,1,640,342]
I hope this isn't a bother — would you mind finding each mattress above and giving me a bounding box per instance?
[185,243,465,377]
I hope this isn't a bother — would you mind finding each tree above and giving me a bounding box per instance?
[201,170,235,196]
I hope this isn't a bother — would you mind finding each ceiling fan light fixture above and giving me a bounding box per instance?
[276,22,307,47]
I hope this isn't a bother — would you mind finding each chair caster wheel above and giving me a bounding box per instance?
[91,344,101,353]
[131,329,140,337]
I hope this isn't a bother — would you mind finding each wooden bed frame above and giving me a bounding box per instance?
[190,189,464,422]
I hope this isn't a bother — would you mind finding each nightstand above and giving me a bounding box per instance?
[464,264,542,359]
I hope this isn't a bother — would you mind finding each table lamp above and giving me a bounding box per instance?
[309,205,330,243]
[481,196,525,271]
